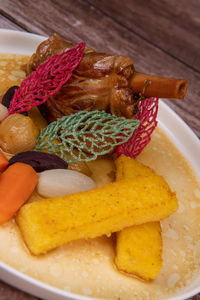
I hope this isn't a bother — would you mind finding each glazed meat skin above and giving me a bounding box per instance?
[26,34,136,123]
[25,34,187,123]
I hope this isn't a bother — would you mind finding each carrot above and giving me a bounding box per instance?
[0,151,9,172]
[0,162,38,225]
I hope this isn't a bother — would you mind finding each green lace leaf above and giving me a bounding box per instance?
[35,110,140,163]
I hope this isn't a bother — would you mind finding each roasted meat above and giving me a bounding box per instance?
[25,34,187,123]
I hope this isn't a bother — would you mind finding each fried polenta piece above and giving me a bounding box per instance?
[115,155,164,280]
[115,222,162,280]
[115,155,154,180]
[16,176,178,255]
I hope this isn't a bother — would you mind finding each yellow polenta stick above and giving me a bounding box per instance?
[16,175,177,255]
[116,222,162,280]
[115,155,165,280]
[115,155,154,181]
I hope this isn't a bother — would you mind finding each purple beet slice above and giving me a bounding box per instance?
[9,151,68,172]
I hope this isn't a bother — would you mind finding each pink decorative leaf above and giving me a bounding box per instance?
[116,97,159,158]
[8,42,85,116]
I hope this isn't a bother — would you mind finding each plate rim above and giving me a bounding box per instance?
[0,28,199,300]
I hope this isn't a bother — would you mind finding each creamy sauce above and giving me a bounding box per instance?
[0,54,200,300]
[0,54,29,98]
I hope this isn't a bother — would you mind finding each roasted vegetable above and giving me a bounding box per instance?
[0,114,39,154]
[0,103,8,122]
[37,169,96,198]
[68,160,91,176]
[0,152,9,172]
[1,86,19,108]
[0,162,38,225]
[1,86,27,116]
[9,151,68,172]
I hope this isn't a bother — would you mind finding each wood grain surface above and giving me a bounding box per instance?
[0,1,199,300]
[89,0,200,71]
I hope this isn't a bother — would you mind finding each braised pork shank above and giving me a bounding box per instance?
[25,34,187,123]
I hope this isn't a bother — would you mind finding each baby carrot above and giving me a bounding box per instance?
[0,152,9,172]
[0,162,38,225]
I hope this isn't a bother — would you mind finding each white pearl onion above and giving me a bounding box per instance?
[37,169,96,198]
[0,103,8,122]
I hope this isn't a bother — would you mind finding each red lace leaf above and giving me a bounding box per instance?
[116,97,159,158]
[8,42,85,116]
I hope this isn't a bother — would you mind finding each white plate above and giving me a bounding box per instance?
[0,29,199,300]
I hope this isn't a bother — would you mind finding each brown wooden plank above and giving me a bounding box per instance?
[1,0,199,137]
[189,296,200,300]
[0,14,24,31]
[88,0,200,72]
[0,281,38,299]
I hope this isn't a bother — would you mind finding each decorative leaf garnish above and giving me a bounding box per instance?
[35,110,140,163]
[116,97,159,158]
[7,42,85,116]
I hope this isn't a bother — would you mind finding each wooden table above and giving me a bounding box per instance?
[0,1,199,299]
